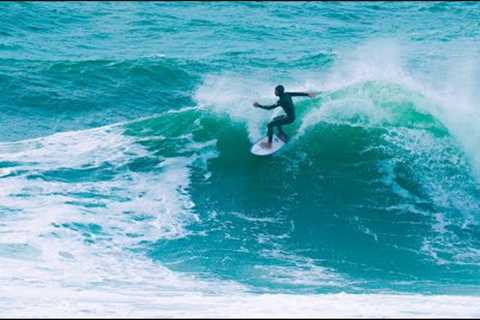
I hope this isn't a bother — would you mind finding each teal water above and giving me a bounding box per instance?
[1,1,480,315]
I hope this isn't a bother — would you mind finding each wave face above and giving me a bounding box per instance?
[1,1,480,316]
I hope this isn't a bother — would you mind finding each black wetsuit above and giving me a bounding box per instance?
[257,92,309,143]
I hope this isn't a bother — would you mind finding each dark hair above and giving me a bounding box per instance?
[275,85,285,95]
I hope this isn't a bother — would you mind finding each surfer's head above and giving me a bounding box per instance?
[275,85,285,97]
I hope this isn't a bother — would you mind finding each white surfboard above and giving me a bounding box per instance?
[251,135,286,156]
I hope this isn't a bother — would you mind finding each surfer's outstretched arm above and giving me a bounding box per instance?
[253,102,279,110]
[287,91,318,97]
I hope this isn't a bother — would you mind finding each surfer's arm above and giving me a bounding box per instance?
[287,91,318,98]
[253,102,279,110]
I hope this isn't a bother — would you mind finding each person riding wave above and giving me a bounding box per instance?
[253,85,317,149]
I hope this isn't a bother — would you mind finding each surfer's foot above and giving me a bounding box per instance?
[279,133,287,142]
[261,141,272,149]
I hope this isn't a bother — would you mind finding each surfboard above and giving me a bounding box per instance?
[251,134,286,156]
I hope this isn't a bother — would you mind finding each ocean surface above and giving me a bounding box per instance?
[1,1,480,317]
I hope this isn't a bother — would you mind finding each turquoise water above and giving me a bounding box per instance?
[2,1,480,316]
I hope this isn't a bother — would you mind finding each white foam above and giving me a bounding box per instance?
[305,38,480,181]
[297,94,392,137]
[2,290,480,318]
[256,249,345,288]
[0,116,246,315]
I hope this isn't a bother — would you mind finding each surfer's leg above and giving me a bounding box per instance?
[261,124,274,148]
[267,116,282,144]
[277,125,286,141]
[267,122,275,144]
[275,116,291,142]
[266,116,283,146]
[266,115,291,145]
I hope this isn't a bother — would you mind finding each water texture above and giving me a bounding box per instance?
[1,1,480,317]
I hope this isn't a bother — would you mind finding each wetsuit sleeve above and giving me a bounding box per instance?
[257,101,280,110]
[286,92,310,97]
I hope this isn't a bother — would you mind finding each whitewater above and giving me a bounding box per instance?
[1,1,480,317]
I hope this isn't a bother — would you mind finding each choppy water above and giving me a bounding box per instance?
[1,1,480,317]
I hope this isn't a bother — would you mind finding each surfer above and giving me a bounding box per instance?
[253,85,316,149]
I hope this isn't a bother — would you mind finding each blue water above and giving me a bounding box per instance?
[1,1,480,316]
